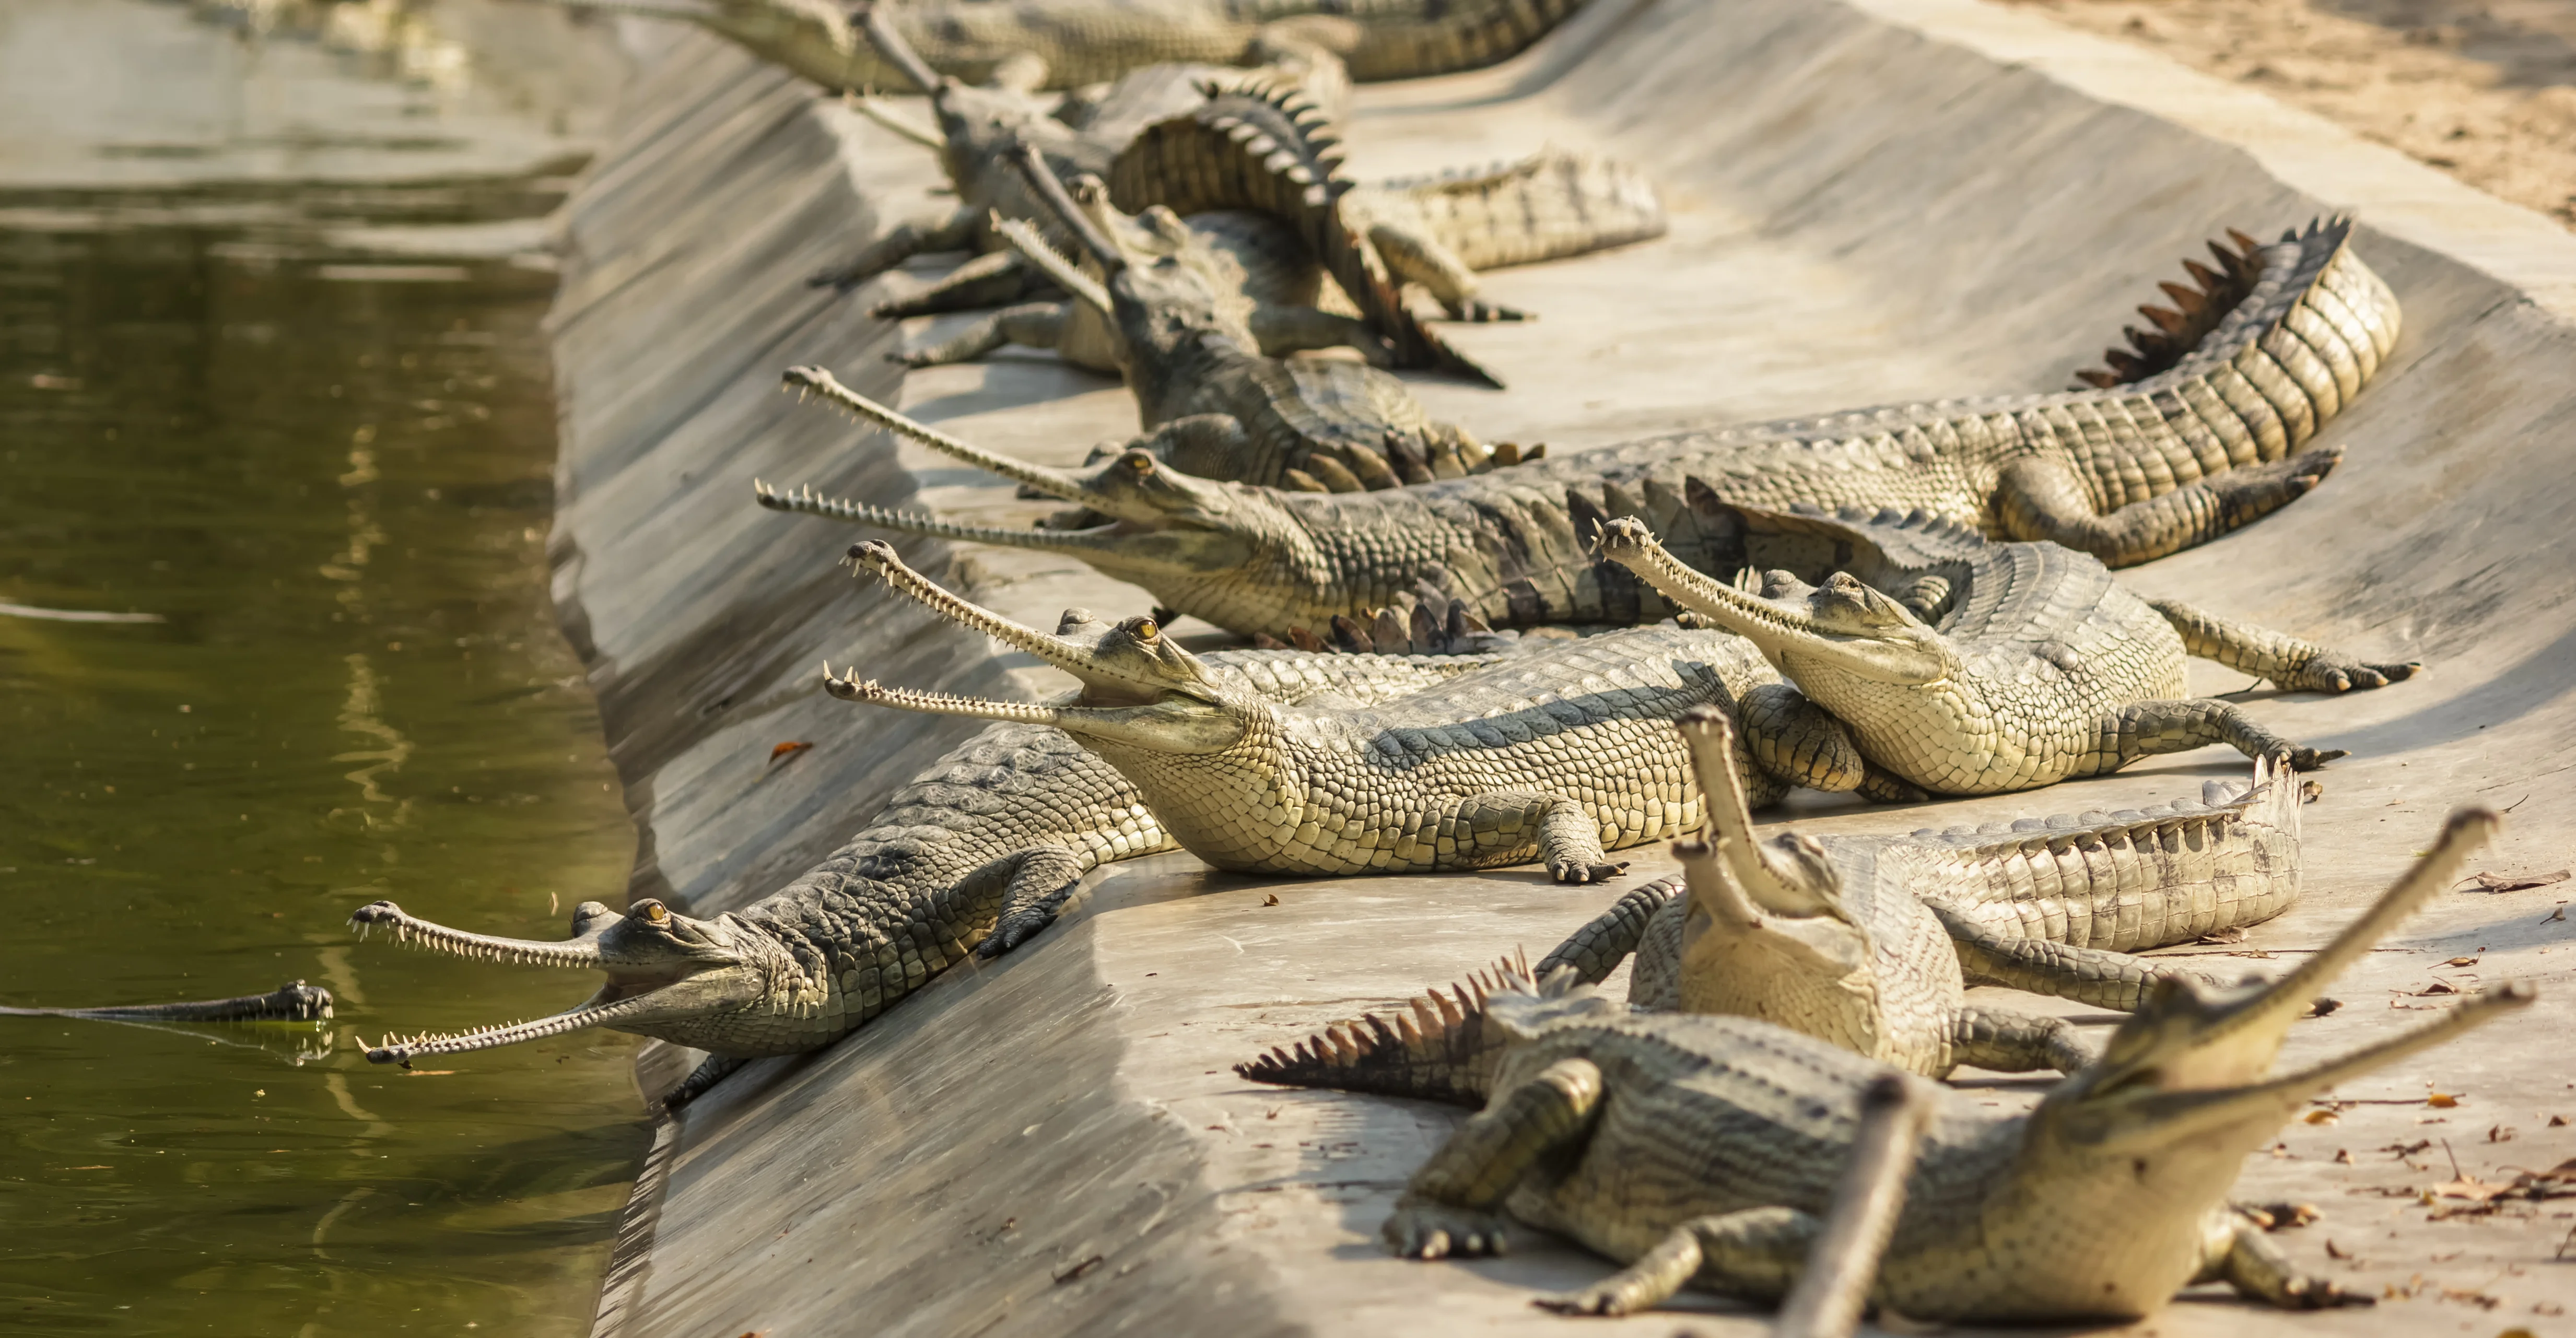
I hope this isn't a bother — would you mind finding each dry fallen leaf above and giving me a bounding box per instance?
[2544,905,2568,925]
[767,741,814,765]
[2323,1237,2351,1260]
[2489,1124,2515,1143]
[2443,956,2481,967]
[1260,893,1280,907]
[2196,926,2249,946]
[2552,1114,2570,1128]
[2334,1148,2355,1164]
[2463,869,2570,894]
[2429,1091,2462,1108]
[2303,1108,2340,1125]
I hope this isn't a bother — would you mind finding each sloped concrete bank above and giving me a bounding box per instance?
[550,4,2576,1334]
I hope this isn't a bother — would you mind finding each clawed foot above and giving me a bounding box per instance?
[1550,859,1629,885]
[2277,1275,2374,1310]
[2284,652,2419,694]
[2282,745,2348,769]
[1531,1282,1639,1317]
[974,910,1058,959]
[1383,1201,1515,1259]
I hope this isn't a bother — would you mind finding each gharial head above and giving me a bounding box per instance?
[824,540,1257,754]
[1667,707,1872,1008]
[994,143,1246,374]
[754,367,1310,606]
[2030,807,2531,1165]
[849,1,1060,182]
[346,896,796,1065]
[1596,517,1954,686]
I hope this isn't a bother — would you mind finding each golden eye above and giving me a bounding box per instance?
[639,900,669,924]
[1134,618,1160,641]
[1125,452,1154,474]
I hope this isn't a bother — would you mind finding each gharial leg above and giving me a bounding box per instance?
[870,250,1035,318]
[2079,699,2345,776]
[1927,902,2253,1012]
[1993,448,2342,568]
[2194,1213,2373,1310]
[1453,791,1627,884]
[2148,597,2419,693]
[1248,305,1393,364]
[973,844,1094,958]
[1385,1055,1602,1260]
[1736,682,1926,803]
[662,1054,747,1112]
[811,205,979,292]
[1533,877,1683,987]
[1944,1005,2097,1075]
[1368,221,1532,323]
[892,302,1071,369]
[1535,1208,1818,1316]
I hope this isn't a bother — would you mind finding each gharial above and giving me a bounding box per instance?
[1240,807,2527,1321]
[810,140,1506,496]
[825,541,1927,885]
[1538,709,2300,1077]
[805,4,1354,324]
[759,219,2400,637]
[533,0,1598,92]
[1594,509,2410,795]
[900,138,1666,373]
[346,625,1514,1107]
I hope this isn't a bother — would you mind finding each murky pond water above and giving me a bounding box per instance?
[0,16,646,1337]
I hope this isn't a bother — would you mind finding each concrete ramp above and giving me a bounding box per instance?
[549,3,2576,1332]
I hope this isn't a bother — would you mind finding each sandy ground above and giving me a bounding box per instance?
[2000,0,2576,225]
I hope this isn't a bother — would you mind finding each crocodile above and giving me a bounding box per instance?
[872,145,1505,495]
[347,628,1509,1101]
[1237,807,2528,1321]
[0,981,332,1023]
[825,541,1937,884]
[548,0,1595,92]
[1594,511,2411,795]
[759,220,2400,637]
[900,147,1667,373]
[1545,742,2303,1047]
[1109,79,1663,331]
[1540,709,2300,1077]
[807,4,1348,319]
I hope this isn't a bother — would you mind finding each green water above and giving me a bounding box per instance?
[0,177,647,1334]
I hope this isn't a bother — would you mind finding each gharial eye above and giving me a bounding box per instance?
[638,900,669,925]
[1123,452,1154,474]
[1133,618,1160,641]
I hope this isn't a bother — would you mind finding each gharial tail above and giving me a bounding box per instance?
[2065,217,2400,451]
[1235,955,1535,1106]
[1106,81,1502,387]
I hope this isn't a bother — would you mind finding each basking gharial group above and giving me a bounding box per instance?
[342,2,2541,1328]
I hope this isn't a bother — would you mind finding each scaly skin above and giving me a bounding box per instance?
[1240,809,2531,1322]
[549,0,1594,92]
[1596,511,2413,794]
[344,634,1507,1092]
[1542,717,2305,1077]
[905,147,1668,371]
[0,982,332,1023]
[827,542,1925,883]
[807,4,1345,313]
[907,149,1494,493]
[1108,81,1501,381]
[763,220,2401,637]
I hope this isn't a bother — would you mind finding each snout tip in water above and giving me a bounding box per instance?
[347,900,405,929]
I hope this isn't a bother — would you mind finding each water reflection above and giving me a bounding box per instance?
[0,177,645,1338]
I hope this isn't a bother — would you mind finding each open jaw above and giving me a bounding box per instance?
[826,542,1245,752]
[1595,518,1945,685]
[346,898,766,1066]
[2053,807,2534,1142]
